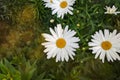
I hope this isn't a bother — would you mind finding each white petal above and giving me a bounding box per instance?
[56,24,63,37]
[56,50,61,62]
[106,51,113,62]
[62,49,69,62]
[64,25,69,34]
[65,47,75,60]
[99,51,105,63]
[95,48,102,59]
[47,47,57,59]
[104,29,109,40]
[99,30,105,41]
[42,33,55,42]
[50,28,58,39]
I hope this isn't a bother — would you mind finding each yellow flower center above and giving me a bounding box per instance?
[50,0,53,3]
[60,1,68,8]
[101,41,112,50]
[56,38,66,48]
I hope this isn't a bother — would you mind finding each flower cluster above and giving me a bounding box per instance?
[42,0,120,63]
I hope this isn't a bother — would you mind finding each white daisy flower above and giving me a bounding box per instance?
[105,5,120,15]
[50,0,76,18]
[88,29,120,63]
[42,24,80,62]
[42,0,53,8]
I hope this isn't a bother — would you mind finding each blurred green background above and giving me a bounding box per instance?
[0,0,120,80]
